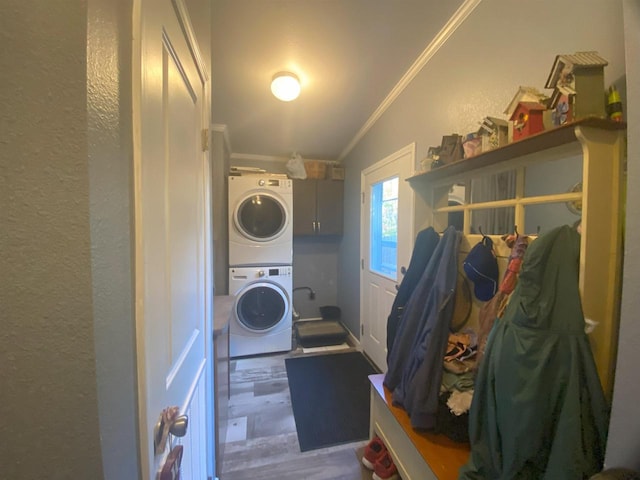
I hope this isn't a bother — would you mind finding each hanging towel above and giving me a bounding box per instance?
[459,225,609,480]
[384,226,461,430]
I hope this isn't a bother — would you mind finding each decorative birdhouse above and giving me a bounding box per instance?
[504,87,548,142]
[504,86,548,119]
[477,116,509,152]
[545,51,608,125]
[509,102,546,141]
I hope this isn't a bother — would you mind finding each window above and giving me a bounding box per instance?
[370,177,398,278]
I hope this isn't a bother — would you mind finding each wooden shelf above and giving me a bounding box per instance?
[369,374,469,480]
[406,116,626,397]
[408,118,626,187]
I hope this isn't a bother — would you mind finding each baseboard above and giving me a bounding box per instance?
[294,317,323,322]
[301,343,350,354]
[348,327,361,349]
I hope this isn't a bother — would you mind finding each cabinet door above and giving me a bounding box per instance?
[316,179,343,235]
[292,179,317,235]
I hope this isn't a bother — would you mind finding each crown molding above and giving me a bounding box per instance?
[338,0,482,161]
[230,153,339,164]
[230,152,290,163]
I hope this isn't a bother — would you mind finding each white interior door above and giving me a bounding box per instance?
[134,0,211,478]
[361,144,415,371]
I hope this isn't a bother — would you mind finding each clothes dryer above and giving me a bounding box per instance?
[228,174,293,266]
[229,265,292,357]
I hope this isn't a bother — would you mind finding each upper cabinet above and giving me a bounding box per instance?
[293,179,344,236]
[408,118,626,397]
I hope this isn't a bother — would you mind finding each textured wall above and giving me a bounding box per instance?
[87,0,140,478]
[1,1,104,478]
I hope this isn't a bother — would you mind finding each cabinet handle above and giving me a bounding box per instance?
[317,221,321,232]
[312,221,316,232]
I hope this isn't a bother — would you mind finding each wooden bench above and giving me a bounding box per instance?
[368,374,470,480]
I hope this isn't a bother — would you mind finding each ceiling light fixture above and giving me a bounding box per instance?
[271,72,301,102]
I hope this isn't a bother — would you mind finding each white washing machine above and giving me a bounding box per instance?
[229,265,293,357]
[228,174,293,266]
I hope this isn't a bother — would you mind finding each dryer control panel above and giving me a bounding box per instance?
[266,266,292,277]
[230,266,292,281]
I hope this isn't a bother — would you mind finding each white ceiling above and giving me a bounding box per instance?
[211,0,466,162]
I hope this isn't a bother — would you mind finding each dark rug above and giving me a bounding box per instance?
[285,351,379,452]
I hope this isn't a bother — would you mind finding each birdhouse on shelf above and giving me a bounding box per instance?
[504,87,548,142]
[510,102,546,142]
[545,51,608,126]
[504,86,548,119]
[477,116,509,152]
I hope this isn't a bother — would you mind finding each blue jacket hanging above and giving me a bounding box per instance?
[384,226,461,429]
[386,227,440,360]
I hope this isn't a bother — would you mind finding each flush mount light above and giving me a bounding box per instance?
[271,72,301,102]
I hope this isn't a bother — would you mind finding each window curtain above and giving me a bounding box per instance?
[470,171,516,235]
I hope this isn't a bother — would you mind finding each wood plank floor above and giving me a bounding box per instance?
[221,347,375,480]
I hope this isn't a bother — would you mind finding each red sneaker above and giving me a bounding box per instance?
[361,436,387,470]
[372,450,399,480]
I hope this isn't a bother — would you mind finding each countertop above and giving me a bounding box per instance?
[213,295,234,335]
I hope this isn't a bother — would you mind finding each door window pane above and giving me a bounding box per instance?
[370,177,398,278]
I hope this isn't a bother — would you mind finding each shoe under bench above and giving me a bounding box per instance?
[368,373,470,480]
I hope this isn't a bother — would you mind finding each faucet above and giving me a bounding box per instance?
[292,286,316,322]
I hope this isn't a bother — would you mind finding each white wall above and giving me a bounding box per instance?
[605,0,640,469]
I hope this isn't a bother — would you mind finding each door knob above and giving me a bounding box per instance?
[400,266,407,275]
[169,415,189,438]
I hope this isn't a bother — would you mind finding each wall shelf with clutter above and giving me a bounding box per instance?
[368,50,625,480]
[408,116,626,397]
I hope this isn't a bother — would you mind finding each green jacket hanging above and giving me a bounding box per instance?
[459,225,609,480]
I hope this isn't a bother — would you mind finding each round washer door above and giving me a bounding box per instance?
[235,281,289,332]
[233,193,288,242]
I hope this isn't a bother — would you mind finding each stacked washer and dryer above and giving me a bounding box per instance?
[228,174,294,357]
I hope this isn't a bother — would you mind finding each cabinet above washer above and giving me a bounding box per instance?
[292,179,344,236]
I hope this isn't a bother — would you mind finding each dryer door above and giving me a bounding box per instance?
[233,193,288,242]
[235,281,289,332]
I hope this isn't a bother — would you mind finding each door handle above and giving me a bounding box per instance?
[154,408,188,454]
[169,415,189,437]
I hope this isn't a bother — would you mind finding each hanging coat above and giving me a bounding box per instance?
[386,227,440,360]
[459,225,609,480]
[384,226,461,429]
